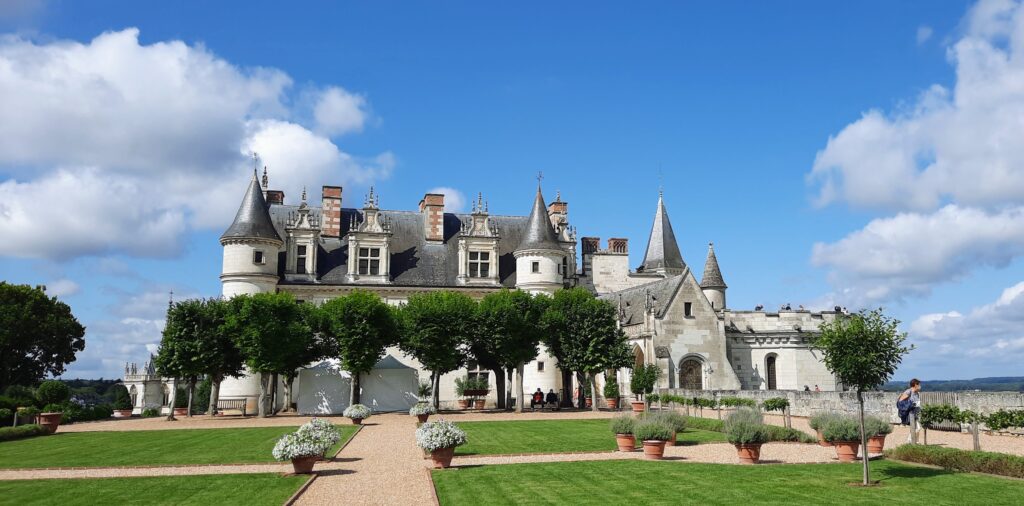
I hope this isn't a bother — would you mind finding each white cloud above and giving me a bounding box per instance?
[427,187,467,213]
[313,86,369,136]
[917,25,934,45]
[812,205,1024,304]
[46,278,79,297]
[0,28,392,260]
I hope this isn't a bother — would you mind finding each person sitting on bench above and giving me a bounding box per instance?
[545,389,559,410]
[530,388,545,410]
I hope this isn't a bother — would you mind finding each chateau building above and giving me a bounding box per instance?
[124,169,839,414]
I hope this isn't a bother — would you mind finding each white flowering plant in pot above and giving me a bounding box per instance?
[298,418,341,448]
[272,430,333,461]
[343,404,372,420]
[410,403,437,416]
[415,419,467,452]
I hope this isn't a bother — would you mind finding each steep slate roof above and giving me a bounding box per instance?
[221,175,282,243]
[268,205,529,288]
[700,242,727,289]
[640,193,685,272]
[515,187,562,252]
[599,273,686,325]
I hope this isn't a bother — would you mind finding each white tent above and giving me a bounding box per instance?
[295,356,421,414]
[360,355,421,412]
[296,359,351,415]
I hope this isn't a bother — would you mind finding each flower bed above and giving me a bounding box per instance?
[885,444,1024,479]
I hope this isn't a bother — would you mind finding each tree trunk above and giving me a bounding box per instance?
[282,375,294,412]
[972,422,981,451]
[492,367,505,410]
[271,373,279,415]
[208,375,222,416]
[858,390,870,485]
[257,372,269,418]
[506,368,514,410]
[589,373,600,412]
[432,371,441,410]
[515,363,525,414]
[576,371,586,409]
[186,377,195,418]
[166,377,179,421]
[353,372,361,405]
[561,369,573,407]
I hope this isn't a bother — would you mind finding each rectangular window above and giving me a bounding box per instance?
[537,362,545,372]
[531,261,540,273]
[469,251,490,278]
[684,302,693,317]
[253,250,265,265]
[296,245,307,274]
[357,247,381,275]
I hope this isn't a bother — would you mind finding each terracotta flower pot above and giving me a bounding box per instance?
[37,412,62,434]
[615,433,636,452]
[457,399,470,410]
[631,401,646,413]
[833,441,860,462]
[816,430,833,447]
[735,443,762,464]
[867,435,886,454]
[585,397,593,408]
[291,455,318,474]
[430,447,455,469]
[350,417,363,425]
[473,399,486,410]
[641,440,667,460]
[668,431,677,446]
[114,409,133,418]
[416,414,430,423]
[173,407,188,416]
[606,398,619,410]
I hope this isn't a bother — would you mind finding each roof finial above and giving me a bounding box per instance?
[555,190,562,202]
[252,152,259,177]
[658,165,664,198]
[261,166,268,189]
[536,171,543,189]
[301,186,307,203]
[477,192,483,212]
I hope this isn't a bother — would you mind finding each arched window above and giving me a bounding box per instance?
[766,354,778,391]
[129,386,138,407]
[679,358,703,390]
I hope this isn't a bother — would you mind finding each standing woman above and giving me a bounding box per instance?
[899,379,922,442]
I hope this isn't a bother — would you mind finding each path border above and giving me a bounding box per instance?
[330,423,363,459]
[283,474,318,506]
[424,468,441,506]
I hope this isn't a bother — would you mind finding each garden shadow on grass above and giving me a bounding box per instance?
[876,464,952,481]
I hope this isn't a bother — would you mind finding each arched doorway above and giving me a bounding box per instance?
[679,358,703,390]
[634,347,645,370]
[766,354,778,390]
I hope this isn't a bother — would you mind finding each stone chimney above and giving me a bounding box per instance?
[607,238,628,254]
[321,186,343,237]
[581,236,600,275]
[419,193,445,242]
[265,190,285,205]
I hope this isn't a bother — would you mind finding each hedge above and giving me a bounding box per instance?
[886,444,1024,479]
[680,415,815,443]
[0,424,50,442]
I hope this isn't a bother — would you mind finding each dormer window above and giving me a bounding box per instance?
[296,245,308,274]
[358,247,381,275]
[253,251,265,265]
[469,251,490,277]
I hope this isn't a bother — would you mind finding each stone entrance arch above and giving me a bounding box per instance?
[678,357,703,390]
[633,346,645,369]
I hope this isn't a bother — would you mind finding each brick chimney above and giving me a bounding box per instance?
[419,193,445,242]
[581,237,600,255]
[265,190,285,206]
[607,238,628,254]
[321,186,343,237]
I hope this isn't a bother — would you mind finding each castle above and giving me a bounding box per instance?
[124,170,839,414]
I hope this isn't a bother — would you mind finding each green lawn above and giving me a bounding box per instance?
[455,419,726,456]
[0,474,308,505]
[432,459,1024,505]
[0,425,357,469]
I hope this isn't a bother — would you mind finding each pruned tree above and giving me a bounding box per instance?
[319,290,400,405]
[475,289,546,413]
[398,291,477,409]
[0,283,85,392]
[813,308,912,486]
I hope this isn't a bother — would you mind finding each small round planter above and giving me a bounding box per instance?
[735,443,762,464]
[614,433,636,452]
[114,409,133,418]
[833,441,860,462]
[641,440,667,460]
[457,399,470,410]
[606,398,619,410]
[630,401,646,413]
[37,412,63,434]
[867,435,886,454]
[290,455,318,474]
[173,407,188,416]
[430,447,456,469]
[350,417,363,425]
[816,430,833,447]
[473,399,485,410]
[416,414,430,423]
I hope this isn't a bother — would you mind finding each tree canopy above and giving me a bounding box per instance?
[319,290,399,403]
[399,291,477,407]
[0,282,85,391]
[474,289,547,411]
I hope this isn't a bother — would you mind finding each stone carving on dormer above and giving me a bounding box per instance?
[284,187,322,282]
[457,193,500,286]
[346,187,393,284]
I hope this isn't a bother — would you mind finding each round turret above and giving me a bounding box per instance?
[700,242,727,310]
[220,174,283,297]
[514,185,565,294]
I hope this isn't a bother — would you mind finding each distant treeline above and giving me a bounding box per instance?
[882,377,1024,392]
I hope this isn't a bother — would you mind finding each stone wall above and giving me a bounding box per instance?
[659,388,1024,424]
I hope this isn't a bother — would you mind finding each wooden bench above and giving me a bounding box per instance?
[215,397,248,416]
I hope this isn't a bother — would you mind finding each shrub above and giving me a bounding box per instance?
[173,387,189,409]
[17,406,40,420]
[343,403,372,420]
[985,409,1024,431]
[454,376,468,397]
[821,415,861,442]
[415,419,467,452]
[417,382,432,401]
[0,408,11,425]
[193,379,211,414]
[864,415,893,436]
[685,416,725,432]
[610,414,635,435]
[603,379,620,399]
[0,424,49,442]
[693,397,717,409]
[763,425,817,444]
[762,397,789,413]
[629,364,660,400]
[651,410,687,432]
[112,385,132,410]
[36,381,71,406]
[3,386,36,408]
[634,419,673,441]
[646,393,660,403]
[410,403,437,416]
[885,445,1024,479]
[724,407,770,445]
[297,418,340,449]
[719,397,757,408]
[141,407,160,418]
[272,429,334,461]
[920,404,960,428]
[808,412,842,431]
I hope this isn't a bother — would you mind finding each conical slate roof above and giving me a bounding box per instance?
[700,242,727,289]
[220,174,282,243]
[640,193,685,272]
[515,186,562,252]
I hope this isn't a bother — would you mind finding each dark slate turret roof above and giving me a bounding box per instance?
[515,187,562,252]
[640,193,685,272]
[700,242,727,289]
[220,174,283,243]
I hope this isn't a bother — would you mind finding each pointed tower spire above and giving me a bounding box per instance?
[640,191,685,273]
[220,173,282,243]
[516,183,562,252]
[700,242,726,289]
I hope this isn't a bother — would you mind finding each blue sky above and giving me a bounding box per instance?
[2,0,1023,381]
